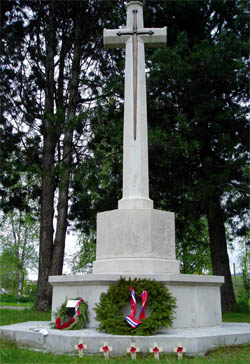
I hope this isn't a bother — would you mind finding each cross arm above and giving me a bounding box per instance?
[103,29,129,49]
[140,27,167,48]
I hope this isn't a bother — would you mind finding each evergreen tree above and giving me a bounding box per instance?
[146,0,249,310]
[1,0,121,310]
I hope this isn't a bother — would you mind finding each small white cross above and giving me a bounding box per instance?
[150,342,163,360]
[127,342,140,360]
[74,339,87,357]
[173,343,186,360]
[99,342,112,360]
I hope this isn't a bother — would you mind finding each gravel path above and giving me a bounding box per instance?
[0,305,32,310]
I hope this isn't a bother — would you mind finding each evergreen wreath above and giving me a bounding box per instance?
[94,277,176,336]
[51,297,88,330]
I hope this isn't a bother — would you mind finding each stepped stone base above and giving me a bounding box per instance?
[49,273,224,329]
[1,321,249,356]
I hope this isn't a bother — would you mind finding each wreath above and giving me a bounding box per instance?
[51,297,88,330]
[94,277,176,336]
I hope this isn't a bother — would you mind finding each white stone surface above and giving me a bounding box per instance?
[94,3,175,276]
[1,321,249,356]
[49,273,224,330]
[104,1,166,209]
[93,258,180,274]
[94,209,179,274]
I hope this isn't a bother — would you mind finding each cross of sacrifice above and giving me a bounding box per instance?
[99,342,113,360]
[74,339,87,357]
[104,1,167,210]
[149,343,163,360]
[173,343,187,360]
[127,342,140,360]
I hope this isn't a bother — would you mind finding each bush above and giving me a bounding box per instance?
[0,294,17,303]
[18,296,30,303]
[0,294,34,303]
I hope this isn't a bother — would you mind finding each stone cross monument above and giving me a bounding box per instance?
[49,1,223,335]
[103,0,166,210]
[93,1,180,274]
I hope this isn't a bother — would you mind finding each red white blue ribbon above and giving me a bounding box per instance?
[75,299,83,316]
[138,290,148,320]
[126,286,148,328]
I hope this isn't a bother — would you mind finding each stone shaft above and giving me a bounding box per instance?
[103,1,166,209]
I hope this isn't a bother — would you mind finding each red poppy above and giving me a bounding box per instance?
[177,346,183,353]
[153,346,159,353]
[56,317,75,330]
[103,345,109,353]
[130,347,137,353]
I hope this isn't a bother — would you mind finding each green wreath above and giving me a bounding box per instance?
[94,277,176,336]
[51,297,88,330]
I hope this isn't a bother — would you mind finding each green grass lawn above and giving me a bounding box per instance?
[0,301,33,307]
[0,308,51,326]
[223,311,249,323]
[0,308,249,364]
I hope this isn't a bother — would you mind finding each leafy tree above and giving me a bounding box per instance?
[0,210,39,298]
[146,0,249,310]
[0,250,20,295]
[1,0,122,310]
[69,231,96,274]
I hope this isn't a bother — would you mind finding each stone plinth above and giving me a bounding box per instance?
[1,322,250,356]
[93,209,180,274]
[49,273,224,330]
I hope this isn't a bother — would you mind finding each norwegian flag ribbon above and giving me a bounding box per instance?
[126,286,148,328]
[125,315,142,328]
[75,299,84,316]
[129,286,137,317]
[138,290,148,320]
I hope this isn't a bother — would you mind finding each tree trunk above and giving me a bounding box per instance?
[35,0,57,311]
[207,196,236,312]
[17,268,23,299]
[50,4,83,276]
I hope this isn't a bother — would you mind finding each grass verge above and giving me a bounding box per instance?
[222,312,249,323]
[0,302,33,307]
[0,340,250,364]
[0,308,51,326]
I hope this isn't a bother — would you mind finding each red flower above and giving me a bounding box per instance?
[153,346,159,354]
[103,346,109,353]
[177,347,183,353]
[56,318,62,329]
[56,317,75,330]
[130,347,137,354]
[78,343,84,350]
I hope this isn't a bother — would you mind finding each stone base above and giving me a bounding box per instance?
[93,258,179,273]
[118,197,153,209]
[1,322,249,356]
[95,209,179,274]
[49,273,224,330]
